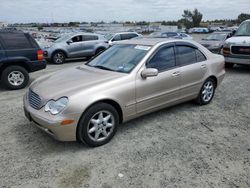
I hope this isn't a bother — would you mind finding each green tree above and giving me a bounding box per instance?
[181,8,203,28]
[182,9,193,29]
[237,13,250,24]
[192,8,203,27]
[37,25,43,31]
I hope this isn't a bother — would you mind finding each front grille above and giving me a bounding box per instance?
[231,46,250,55]
[28,90,42,109]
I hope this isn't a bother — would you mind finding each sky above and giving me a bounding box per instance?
[0,0,250,23]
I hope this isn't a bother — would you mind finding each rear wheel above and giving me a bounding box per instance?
[77,103,119,147]
[196,78,216,105]
[52,51,66,64]
[1,66,29,90]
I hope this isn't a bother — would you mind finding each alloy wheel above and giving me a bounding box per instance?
[201,81,214,102]
[8,71,25,86]
[87,111,115,142]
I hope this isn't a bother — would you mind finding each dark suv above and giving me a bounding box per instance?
[0,30,46,90]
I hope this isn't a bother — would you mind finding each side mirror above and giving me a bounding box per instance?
[141,68,158,79]
[67,40,73,45]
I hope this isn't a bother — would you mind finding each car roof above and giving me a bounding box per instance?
[115,37,184,46]
[112,32,138,35]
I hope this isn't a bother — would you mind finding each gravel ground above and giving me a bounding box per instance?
[0,60,250,188]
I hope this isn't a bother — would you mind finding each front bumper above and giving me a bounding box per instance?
[224,55,250,65]
[23,94,78,141]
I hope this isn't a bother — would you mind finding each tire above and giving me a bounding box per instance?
[196,78,216,105]
[1,66,29,90]
[51,51,66,64]
[225,63,234,68]
[95,48,105,56]
[77,103,119,147]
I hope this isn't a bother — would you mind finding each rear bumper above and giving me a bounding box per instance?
[224,55,250,65]
[29,60,46,72]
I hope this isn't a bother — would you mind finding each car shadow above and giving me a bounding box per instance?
[226,64,250,74]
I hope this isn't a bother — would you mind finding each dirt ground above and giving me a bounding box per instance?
[0,59,250,188]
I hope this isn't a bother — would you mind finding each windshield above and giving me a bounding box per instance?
[104,34,114,41]
[204,33,227,41]
[87,44,151,73]
[54,34,71,43]
[235,21,250,36]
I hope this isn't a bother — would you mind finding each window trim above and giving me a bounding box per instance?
[146,43,177,73]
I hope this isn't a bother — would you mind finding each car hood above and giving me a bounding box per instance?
[225,36,250,45]
[30,65,126,100]
[200,40,223,47]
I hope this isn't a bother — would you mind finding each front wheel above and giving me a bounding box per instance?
[196,78,216,105]
[52,51,66,64]
[1,66,29,90]
[77,103,119,147]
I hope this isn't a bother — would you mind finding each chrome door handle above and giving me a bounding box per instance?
[172,71,180,77]
[201,64,207,69]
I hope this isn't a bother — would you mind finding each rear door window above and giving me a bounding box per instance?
[83,35,98,41]
[121,33,137,40]
[196,49,207,62]
[176,46,197,66]
[0,33,33,50]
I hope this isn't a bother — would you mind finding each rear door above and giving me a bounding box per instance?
[175,42,208,98]
[136,44,181,115]
[0,39,5,60]
[82,35,99,56]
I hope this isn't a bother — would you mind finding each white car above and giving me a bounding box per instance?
[222,20,250,68]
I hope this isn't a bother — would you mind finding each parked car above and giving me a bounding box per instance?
[0,30,46,90]
[149,31,181,38]
[150,32,193,40]
[24,38,225,147]
[189,28,209,33]
[105,32,141,44]
[223,19,250,68]
[200,31,232,54]
[43,33,109,64]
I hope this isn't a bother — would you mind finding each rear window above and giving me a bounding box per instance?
[0,33,34,50]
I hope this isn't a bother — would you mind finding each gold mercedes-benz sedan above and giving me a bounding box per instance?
[23,38,225,147]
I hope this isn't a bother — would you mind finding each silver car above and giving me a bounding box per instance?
[43,33,109,64]
[105,32,141,45]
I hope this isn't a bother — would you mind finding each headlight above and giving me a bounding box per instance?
[44,97,68,115]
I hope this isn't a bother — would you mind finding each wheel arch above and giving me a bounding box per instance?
[0,62,30,79]
[207,75,218,88]
[80,99,123,124]
[51,49,68,58]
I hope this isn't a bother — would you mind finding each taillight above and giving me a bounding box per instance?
[37,50,44,61]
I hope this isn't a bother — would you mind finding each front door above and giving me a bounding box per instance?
[66,35,85,58]
[136,45,181,115]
